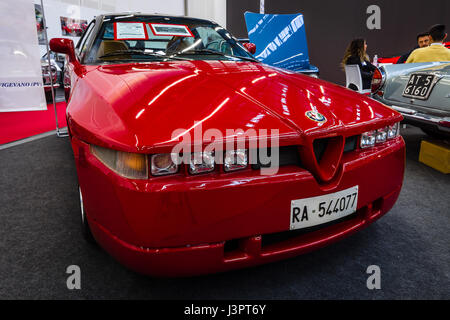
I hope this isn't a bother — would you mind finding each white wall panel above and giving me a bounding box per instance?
[187,0,226,28]
[34,0,185,55]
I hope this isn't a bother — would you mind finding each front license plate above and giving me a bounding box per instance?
[290,186,358,230]
[402,73,438,100]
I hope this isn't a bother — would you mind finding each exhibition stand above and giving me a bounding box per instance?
[0,101,67,145]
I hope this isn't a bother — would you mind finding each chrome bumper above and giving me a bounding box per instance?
[390,105,450,133]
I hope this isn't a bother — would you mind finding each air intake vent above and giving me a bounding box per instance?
[344,135,358,153]
[251,146,302,170]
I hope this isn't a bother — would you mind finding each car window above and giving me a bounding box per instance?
[83,16,254,64]
[197,26,234,55]
[77,21,95,60]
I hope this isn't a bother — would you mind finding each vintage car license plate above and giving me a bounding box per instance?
[402,73,438,100]
[290,186,358,230]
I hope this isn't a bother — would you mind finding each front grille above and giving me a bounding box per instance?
[313,138,329,162]
[251,146,302,170]
[313,135,358,164]
[250,136,357,173]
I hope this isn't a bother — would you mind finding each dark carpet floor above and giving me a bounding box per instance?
[0,126,449,299]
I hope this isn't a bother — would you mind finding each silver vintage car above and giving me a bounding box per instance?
[371,62,450,138]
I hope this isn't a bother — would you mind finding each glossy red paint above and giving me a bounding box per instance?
[74,135,404,277]
[66,60,401,152]
[53,22,405,276]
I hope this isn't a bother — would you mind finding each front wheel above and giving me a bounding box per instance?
[79,188,96,244]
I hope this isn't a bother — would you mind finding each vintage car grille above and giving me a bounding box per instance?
[313,137,329,163]
[314,135,358,162]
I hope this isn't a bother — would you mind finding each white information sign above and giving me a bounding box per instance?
[0,0,47,112]
[115,22,147,40]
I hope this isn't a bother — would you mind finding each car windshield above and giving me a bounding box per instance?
[83,15,256,64]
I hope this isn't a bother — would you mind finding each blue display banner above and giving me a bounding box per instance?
[244,12,318,74]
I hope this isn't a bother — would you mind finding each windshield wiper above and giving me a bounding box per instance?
[175,49,259,62]
[98,50,191,61]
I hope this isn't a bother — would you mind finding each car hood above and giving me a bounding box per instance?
[68,60,400,152]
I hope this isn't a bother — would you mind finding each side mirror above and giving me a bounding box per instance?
[49,38,78,65]
[243,42,256,55]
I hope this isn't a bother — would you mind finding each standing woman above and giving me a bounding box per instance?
[342,39,377,90]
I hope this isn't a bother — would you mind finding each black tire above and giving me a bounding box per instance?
[79,188,96,244]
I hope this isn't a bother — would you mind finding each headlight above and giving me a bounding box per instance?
[361,122,400,149]
[151,153,178,176]
[224,149,248,172]
[360,130,376,148]
[189,151,215,175]
[91,145,148,179]
[376,127,387,143]
[387,122,400,139]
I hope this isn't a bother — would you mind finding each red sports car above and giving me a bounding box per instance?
[50,14,405,277]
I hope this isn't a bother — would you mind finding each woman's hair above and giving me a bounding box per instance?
[341,38,369,69]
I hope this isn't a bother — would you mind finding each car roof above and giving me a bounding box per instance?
[98,13,215,25]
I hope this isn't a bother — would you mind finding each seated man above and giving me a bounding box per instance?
[396,32,430,64]
[406,24,450,63]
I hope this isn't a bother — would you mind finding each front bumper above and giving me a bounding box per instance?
[72,137,405,277]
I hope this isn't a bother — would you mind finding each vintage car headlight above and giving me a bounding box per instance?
[224,149,248,172]
[91,145,148,179]
[360,130,376,148]
[387,122,400,139]
[189,151,215,175]
[151,153,178,176]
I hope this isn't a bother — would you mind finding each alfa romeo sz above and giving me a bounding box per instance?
[50,13,405,277]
